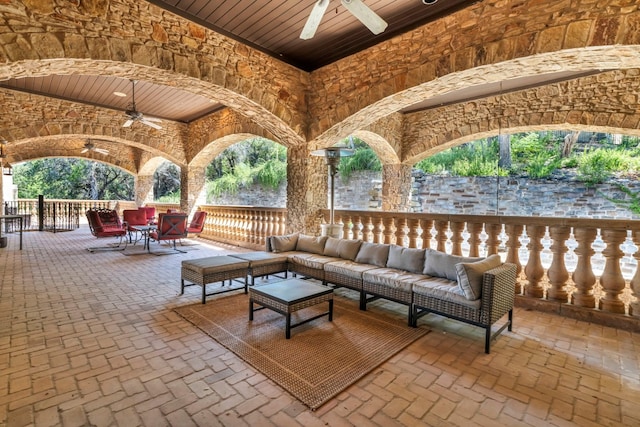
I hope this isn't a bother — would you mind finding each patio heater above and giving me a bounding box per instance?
[311,146,354,238]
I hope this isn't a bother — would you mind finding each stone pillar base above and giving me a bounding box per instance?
[320,223,343,239]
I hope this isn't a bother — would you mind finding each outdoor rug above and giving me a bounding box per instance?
[174,292,429,410]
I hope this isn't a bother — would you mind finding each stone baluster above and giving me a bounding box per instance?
[598,229,627,314]
[363,216,373,242]
[524,225,546,298]
[571,227,597,308]
[372,216,384,243]
[449,221,465,255]
[485,223,502,256]
[352,215,362,240]
[342,214,351,239]
[395,217,407,247]
[407,218,420,249]
[629,230,640,316]
[242,210,250,242]
[547,225,571,302]
[504,224,524,292]
[466,222,484,257]
[251,211,259,245]
[420,219,433,249]
[383,217,395,244]
[434,220,449,253]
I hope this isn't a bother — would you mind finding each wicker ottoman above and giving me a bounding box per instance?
[228,251,289,286]
[181,255,250,304]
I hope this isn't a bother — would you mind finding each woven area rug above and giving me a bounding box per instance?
[174,292,429,410]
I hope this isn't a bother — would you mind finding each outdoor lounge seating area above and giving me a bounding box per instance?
[1,226,639,426]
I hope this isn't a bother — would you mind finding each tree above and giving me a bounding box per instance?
[562,131,581,157]
[498,134,511,168]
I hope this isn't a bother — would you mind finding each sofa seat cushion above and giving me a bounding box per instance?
[290,254,341,270]
[228,251,288,267]
[412,277,482,309]
[325,260,379,279]
[182,256,250,276]
[362,268,426,292]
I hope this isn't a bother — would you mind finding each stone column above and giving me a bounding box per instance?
[287,145,325,235]
[135,174,155,206]
[185,165,206,216]
[381,164,412,212]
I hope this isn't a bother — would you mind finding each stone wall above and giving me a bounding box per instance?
[208,169,640,220]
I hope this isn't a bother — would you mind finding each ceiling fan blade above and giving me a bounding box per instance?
[341,0,388,35]
[141,119,162,130]
[81,148,89,153]
[123,119,133,128]
[142,116,162,122]
[300,0,330,40]
[95,148,109,155]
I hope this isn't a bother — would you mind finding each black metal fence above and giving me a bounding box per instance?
[3,197,82,233]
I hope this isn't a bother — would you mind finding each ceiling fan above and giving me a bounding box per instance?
[300,0,388,40]
[123,80,163,130]
[81,139,109,155]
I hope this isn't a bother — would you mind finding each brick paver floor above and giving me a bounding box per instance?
[1,227,639,426]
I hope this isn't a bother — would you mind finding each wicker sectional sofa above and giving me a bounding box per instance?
[266,233,517,353]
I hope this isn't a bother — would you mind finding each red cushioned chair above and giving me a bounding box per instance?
[187,211,207,236]
[139,206,156,225]
[150,213,188,253]
[122,209,149,243]
[86,208,128,252]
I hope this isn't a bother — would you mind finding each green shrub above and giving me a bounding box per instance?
[338,148,382,179]
[577,148,629,186]
[451,157,499,177]
[256,159,287,189]
[526,154,561,179]
[156,192,180,203]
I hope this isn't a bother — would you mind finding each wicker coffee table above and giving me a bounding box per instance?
[249,278,334,339]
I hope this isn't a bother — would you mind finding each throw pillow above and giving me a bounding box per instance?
[423,248,483,281]
[323,237,341,257]
[338,239,363,261]
[386,245,425,274]
[296,234,328,254]
[455,254,503,300]
[270,233,299,252]
[355,242,390,267]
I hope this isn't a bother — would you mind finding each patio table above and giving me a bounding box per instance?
[0,215,23,250]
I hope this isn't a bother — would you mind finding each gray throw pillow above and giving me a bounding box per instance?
[296,234,328,254]
[338,239,363,261]
[270,233,298,252]
[386,245,425,274]
[323,237,341,257]
[455,254,503,300]
[354,242,390,267]
[423,248,483,281]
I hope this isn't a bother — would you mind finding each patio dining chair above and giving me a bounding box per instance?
[187,211,207,236]
[139,206,156,225]
[86,208,128,252]
[122,209,148,243]
[150,213,188,253]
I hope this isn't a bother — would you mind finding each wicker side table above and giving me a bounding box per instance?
[249,278,333,339]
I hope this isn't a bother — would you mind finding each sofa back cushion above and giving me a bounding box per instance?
[386,245,425,274]
[355,242,390,267]
[296,234,328,254]
[423,249,483,281]
[324,237,363,261]
[455,254,503,300]
[270,233,299,252]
